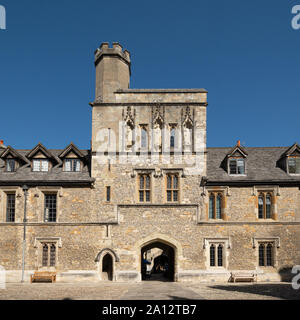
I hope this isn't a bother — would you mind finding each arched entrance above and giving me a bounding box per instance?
[102,253,113,281]
[141,240,175,282]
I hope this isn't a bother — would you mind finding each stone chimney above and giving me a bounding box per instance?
[94,42,131,103]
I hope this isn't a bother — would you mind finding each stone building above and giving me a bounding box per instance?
[0,42,299,283]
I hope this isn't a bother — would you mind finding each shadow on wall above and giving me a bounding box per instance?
[278,266,294,282]
[209,283,300,300]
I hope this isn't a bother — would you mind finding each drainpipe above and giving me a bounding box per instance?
[21,185,29,283]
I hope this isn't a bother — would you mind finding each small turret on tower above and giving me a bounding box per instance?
[94,42,131,103]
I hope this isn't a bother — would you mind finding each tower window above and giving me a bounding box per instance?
[139,174,151,202]
[106,186,111,202]
[166,174,179,202]
[141,126,148,149]
[170,126,177,148]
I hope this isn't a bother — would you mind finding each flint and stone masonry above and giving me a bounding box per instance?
[0,42,299,283]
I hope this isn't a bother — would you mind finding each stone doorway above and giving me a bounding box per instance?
[141,241,175,282]
[102,253,113,281]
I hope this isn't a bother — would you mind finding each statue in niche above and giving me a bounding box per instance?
[183,122,193,150]
[153,121,162,152]
[125,123,134,149]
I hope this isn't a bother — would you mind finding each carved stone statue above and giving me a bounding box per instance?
[153,122,162,152]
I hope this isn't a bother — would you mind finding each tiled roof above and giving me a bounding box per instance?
[207,147,300,184]
[0,149,94,185]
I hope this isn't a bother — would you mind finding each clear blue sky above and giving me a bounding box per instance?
[0,0,299,149]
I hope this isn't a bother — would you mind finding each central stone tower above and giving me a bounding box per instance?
[94,42,131,103]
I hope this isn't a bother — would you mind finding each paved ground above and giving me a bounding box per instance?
[0,281,299,300]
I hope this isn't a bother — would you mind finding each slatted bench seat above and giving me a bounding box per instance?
[30,271,56,283]
[231,272,257,283]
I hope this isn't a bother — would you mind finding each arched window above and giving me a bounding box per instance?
[139,174,151,202]
[266,244,273,266]
[216,194,222,219]
[209,194,214,219]
[209,192,223,219]
[209,243,225,267]
[50,244,56,267]
[259,244,264,266]
[217,245,223,267]
[42,244,48,267]
[141,126,148,148]
[170,127,176,148]
[259,242,274,267]
[258,195,264,219]
[258,192,273,219]
[166,174,179,202]
[210,244,215,267]
[266,194,272,219]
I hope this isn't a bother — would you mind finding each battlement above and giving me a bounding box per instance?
[94,42,131,66]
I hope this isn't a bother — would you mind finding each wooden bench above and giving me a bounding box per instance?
[231,272,257,283]
[30,271,56,283]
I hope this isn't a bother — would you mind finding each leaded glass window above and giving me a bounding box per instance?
[210,244,215,267]
[288,157,300,174]
[33,159,49,172]
[6,193,15,222]
[229,158,245,175]
[208,192,223,219]
[258,243,274,267]
[6,159,16,172]
[139,174,151,202]
[65,159,81,172]
[44,194,57,222]
[166,174,179,202]
[258,192,273,219]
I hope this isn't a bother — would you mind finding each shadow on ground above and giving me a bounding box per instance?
[209,283,300,300]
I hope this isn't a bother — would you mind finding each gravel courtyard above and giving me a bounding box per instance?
[0,281,299,300]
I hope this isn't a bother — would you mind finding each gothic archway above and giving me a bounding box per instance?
[141,239,176,282]
[102,253,113,281]
[95,248,119,281]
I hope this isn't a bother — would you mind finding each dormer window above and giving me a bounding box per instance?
[288,157,300,174]
[6,159,16,172]
[229,158,245,175]
[33,159,49,172]
[65,159,81,172]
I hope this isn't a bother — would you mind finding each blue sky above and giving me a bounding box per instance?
[0,0,299,149]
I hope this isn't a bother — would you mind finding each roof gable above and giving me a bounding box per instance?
[26,143,58,164]
[226,143,248,158]
[58,143,85,159]
[280,143,300,158]
[0,146,29,164]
